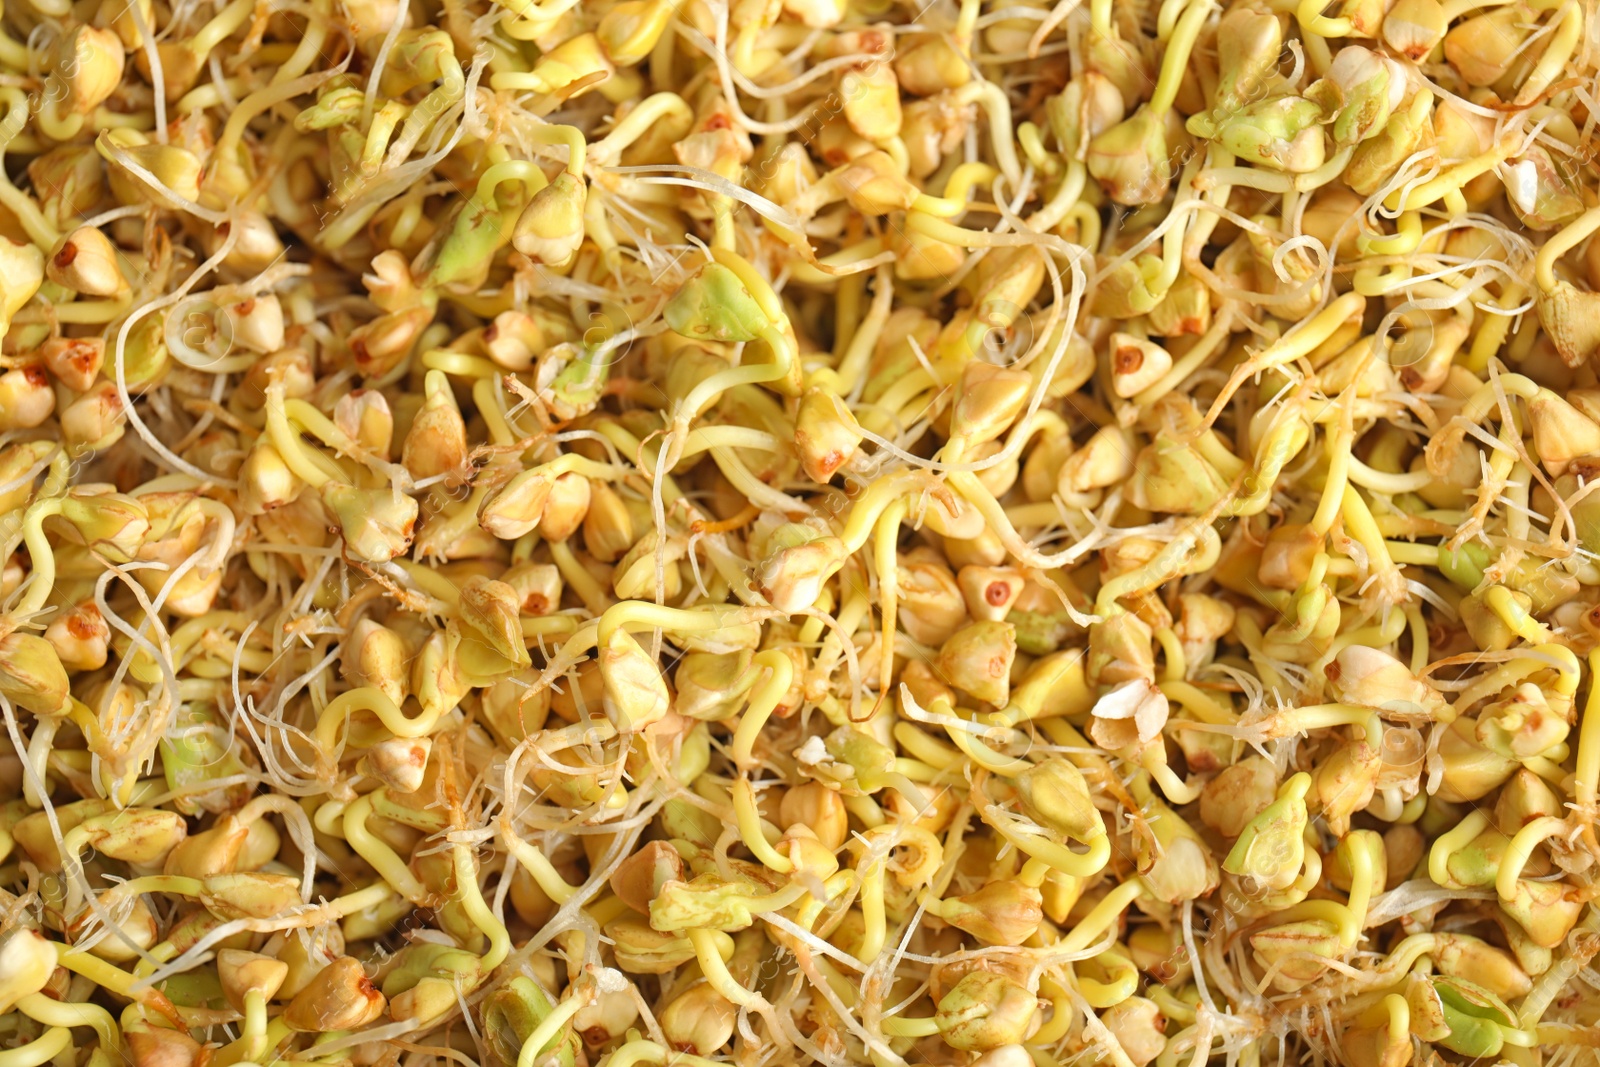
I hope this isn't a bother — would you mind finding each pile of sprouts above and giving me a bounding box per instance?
[0,0,1598,1066]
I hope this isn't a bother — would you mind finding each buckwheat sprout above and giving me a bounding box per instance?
[321,53,485,246]
[164,297,271,374]
[0,90,62,247]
